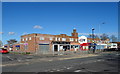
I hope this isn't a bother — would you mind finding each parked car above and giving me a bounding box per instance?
[0,48,9,54]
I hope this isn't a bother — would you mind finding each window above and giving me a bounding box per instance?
[16,45,20,50]
[22,38,24,41]
[24,45,28,50]
[49,37,53,40]
[87,40,90,42]
[58,38,61,41]
[26,38,28,41]
[40,37,44,40]
[55,37,57,41]
[62,38,66,41]
[76,39,78,41]
[29,37,31,40]
[70,38,74,41]
[80,39,85,42]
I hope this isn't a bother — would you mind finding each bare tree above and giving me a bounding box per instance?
[88,34,99,39]
[0,40,3,47]
[100,33,109,40]
[7,39,17,48]
[110,35,118,42]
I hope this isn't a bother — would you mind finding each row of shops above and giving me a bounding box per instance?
[4,41,117,54]
[3,29,118,54]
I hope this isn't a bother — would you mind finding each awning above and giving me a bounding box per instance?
[80,43,90,46]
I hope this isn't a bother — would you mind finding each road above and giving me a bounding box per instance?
[1,51,120,72]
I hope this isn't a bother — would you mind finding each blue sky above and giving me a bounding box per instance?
[1,2,118,44]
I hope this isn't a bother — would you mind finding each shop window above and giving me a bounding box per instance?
[16,47,20,50]
[4,46,7,48]
[16,45,20,50]
[40,37,44,40]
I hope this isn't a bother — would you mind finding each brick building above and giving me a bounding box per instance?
[9,29,80,54]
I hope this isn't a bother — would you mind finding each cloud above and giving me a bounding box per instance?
[8,32,15,35]
[33,25,43,29]
[0,32,3,34]
[78,33,103,36]
[22,32,28,35]
[78,33,90,35]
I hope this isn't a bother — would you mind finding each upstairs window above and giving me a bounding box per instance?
[75,39,78,41]
[55,37,57,41]
[58,38,61,41]
[29,37,31,40]
[62,38,66,41]
[40,37,44,40]
[49,37,53,40]
[22,38,24,41]
[26,38,28,41]
[69,38,74,41]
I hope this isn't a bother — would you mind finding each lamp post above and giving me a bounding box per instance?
[92,28,95,53]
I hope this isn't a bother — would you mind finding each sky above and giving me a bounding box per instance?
[1,2,118,44]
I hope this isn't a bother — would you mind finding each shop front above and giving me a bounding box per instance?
[70,43,80,51]
[52,41,71,52]
[80,43,91,51]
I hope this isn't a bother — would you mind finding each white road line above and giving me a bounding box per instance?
[74,70,82,72]
[56,70,60,71]
[50,71,54,72]
[48,60,53,61]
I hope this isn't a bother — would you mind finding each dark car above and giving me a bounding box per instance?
[0,48,9,54]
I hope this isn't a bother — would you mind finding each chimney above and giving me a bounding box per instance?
[71,28,78,37]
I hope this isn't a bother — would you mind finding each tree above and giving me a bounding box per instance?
[0,40,3,47]
[7,39,17,47]
[100,33,109,40]
[110,35,118,42]
[88,34,99,39]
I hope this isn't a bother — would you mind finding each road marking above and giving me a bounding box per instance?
[74,70,82,72]
[60,69,64,70]
[2,62,30,67]
[48,60,53,61]
[6,56,14,60]
[67,68,70,69]
[97,60,101,61]
[50,71,54,72]
[56,70,60,71]
[67,67,72,69]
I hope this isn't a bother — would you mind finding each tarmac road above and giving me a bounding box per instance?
[2,51,119,72]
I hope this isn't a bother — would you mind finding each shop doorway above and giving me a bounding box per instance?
[54,45,58,51]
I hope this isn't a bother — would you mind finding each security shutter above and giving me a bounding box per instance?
[38,44,49,54]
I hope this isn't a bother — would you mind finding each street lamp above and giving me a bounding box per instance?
[92,28,95,42]
[92,28,95,53]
